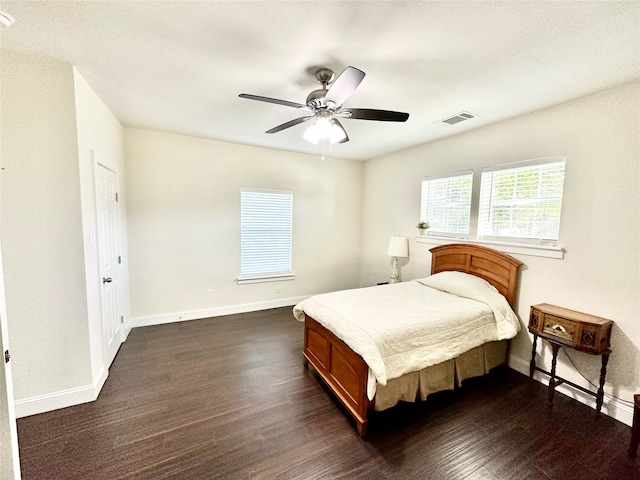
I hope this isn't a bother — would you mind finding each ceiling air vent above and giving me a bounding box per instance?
[436,111,477,126]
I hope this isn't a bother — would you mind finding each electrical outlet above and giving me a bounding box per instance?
[206,289,213,298]
[276,284,281,293]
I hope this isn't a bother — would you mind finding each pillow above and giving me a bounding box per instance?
[418,271,519,339]
[417,271,499,299]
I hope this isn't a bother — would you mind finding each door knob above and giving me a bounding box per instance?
[102,277,113,284]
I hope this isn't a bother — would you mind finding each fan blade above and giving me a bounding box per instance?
[324,66,365,107]
[265,116,313,134]
[343,108,409,122]
[239,93,310,110]
[333,119,350,144]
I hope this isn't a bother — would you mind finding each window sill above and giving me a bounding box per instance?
[237,273,296,285]
[415,235,564,259]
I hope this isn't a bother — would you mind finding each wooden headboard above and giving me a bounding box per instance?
[430,243,523,307]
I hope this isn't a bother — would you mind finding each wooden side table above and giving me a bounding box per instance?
[630,394,640,458]
[528,304,613,413]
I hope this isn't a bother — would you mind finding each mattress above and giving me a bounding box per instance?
[293,271,520,388]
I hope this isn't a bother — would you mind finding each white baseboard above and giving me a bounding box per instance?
[508,355,634,427]
[93,366,108,398]
[15,367,108,418]
[14,299,307,418]
[131,296,308,328]
[24,308,632,427]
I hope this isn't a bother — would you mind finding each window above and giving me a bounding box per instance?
[239,188,293,283]
[420,170,473,237]
[478,157,565,245]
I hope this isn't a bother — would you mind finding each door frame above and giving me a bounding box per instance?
[94,161,125,368]
[0,236,21,479]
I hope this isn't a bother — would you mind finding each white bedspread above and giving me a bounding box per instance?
[292,271,520,387]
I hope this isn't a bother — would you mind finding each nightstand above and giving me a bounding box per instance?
[528,303,613,413]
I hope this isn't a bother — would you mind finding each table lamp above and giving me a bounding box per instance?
[387,235,409,284]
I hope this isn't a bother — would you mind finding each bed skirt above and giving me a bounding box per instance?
[374,340,507,411]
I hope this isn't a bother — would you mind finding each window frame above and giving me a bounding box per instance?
[477,156,566,246]
[237,187,295,285]
[419,170,473,239]
[417,156,567,259]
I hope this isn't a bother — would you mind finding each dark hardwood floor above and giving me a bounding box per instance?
[17,307,639,479]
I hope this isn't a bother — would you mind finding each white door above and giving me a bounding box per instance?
[95,164,122,368]
[0,240,21,479]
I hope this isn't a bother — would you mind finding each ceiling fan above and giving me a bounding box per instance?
[239,66,410,145]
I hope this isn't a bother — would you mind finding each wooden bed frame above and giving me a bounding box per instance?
[302,243,523,437]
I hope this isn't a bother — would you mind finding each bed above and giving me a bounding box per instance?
[293,243,523,437]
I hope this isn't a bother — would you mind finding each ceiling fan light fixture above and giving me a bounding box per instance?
[303,116,347,145]
[329,121,347,144]
[314,115,333,139]
[303,123,320,144]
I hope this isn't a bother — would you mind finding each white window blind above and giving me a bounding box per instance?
[420,171,473,237]
[478,157,565,245]
[240,188,293,278]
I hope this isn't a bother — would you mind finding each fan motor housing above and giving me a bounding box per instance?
[305,67,335,107]
[306,88,327,107]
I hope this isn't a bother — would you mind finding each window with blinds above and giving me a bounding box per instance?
[420,171,473,237]
[239,188,293,281]
[478,157,566,245]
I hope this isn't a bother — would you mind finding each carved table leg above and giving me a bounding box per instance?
[548,343,561,406]
[595,351,610,413]
[529,334,538,379]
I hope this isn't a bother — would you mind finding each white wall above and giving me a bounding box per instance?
[0,53,127,417]
[2,50,636,429]
[361,81,640,424]
[124,129,363,325]
[73,69,130,385]
[0,53,93,403]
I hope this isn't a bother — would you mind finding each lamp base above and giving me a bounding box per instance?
[389,256,400,284]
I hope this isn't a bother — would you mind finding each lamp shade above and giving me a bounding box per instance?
[387,235,409,257]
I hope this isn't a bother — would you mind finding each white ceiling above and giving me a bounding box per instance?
[2,1,639,161]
